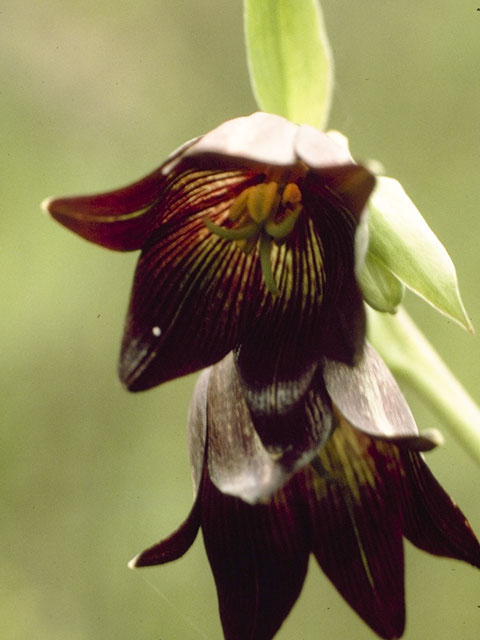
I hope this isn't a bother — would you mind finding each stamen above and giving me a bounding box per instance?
[227,187,251,222]
[247,182,280,224]
[204,180,303,295]
[282,182,302,207]
[265,204,301,240]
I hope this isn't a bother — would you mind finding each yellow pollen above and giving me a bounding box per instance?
[204,180,303,295]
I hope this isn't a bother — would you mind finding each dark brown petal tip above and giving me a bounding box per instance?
[43,166,168,251]
[324,342,420,442]
[378,428,444,452]
[296,126,375,220]
[400,450,480,568]
[129,498,201,569]
[201,473,310,640]
[324,165,376,222]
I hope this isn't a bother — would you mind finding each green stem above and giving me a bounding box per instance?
[367,306,480,466]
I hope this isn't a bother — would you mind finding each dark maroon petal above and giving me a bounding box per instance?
[43,166,168,251]
[303,172,367,365]
[43,138,201,251]
[119,142,369,393]
[200,471,310,640]
[130,360,209,569]
[130,497,201,568]
[399,450,480,567]
[308,419,406,639]
[118,169,263,389]
[232,177,366,461]
[119,166,365,392]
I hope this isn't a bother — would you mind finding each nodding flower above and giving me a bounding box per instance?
[130,349,480,640]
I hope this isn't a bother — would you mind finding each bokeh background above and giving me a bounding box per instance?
[2,1,479,638]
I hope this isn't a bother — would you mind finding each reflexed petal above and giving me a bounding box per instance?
[308,418,406,639]
[324,342,427,444]
[43,166,167,251]
[44,138,200,251]
[130,358,210,569]
[130,497,201,568]
[201,471,310,640]
[399,450,480,567]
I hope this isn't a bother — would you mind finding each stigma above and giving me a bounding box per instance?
[205,181,303,295]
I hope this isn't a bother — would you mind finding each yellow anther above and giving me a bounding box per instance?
[282,182,302,208]
[204,179,304,296]
[247,181,280,224]
[227,187,251,222]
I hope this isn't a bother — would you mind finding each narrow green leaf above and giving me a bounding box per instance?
[358,251,405,313]
[369,177,473,331]
[244,0,333,129]
[367,307,480,467]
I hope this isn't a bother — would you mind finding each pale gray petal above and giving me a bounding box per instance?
[187,367,210,495]
[324,342,419,440]
[180,112,299,168]
[206,353,290,504]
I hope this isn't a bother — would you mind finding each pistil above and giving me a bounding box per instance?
[205,180,303,294]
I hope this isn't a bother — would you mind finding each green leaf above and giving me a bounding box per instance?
[367,306,480,467]
[358,251,405,313]
[244,0,332,129]
[368,177,473,331]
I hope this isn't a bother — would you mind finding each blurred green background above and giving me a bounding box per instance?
[2,1,479,638]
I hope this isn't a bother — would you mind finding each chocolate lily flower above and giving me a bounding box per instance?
[130,349,480,640]
[44,112,374,468]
